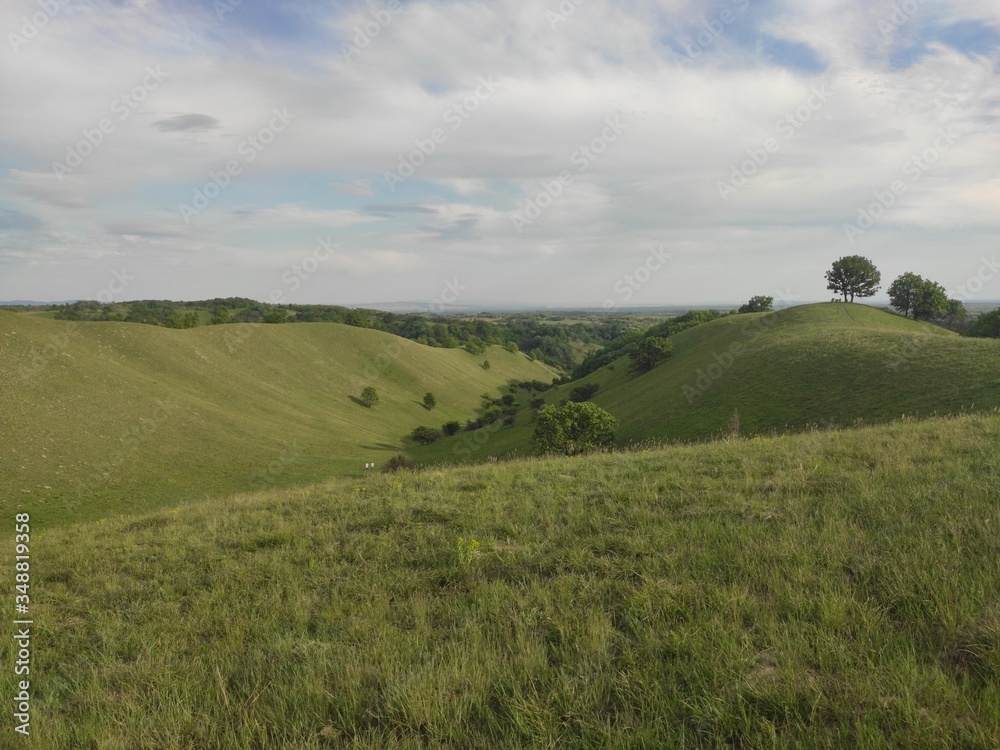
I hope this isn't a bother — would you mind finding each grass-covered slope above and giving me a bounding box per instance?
[417,303,1000,463]
[8,415,1000,748]
[0,311,553,526]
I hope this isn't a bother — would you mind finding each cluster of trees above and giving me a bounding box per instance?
[738,296,773,314]
[887,272,957,322]
[52,300,125,322]
[361,384,526,446]
[467,393,519,429]
[968,308,1000,338]
[824,256,972,332]
[54,299,200,328]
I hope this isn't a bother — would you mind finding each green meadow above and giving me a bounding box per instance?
[4,414,999,747]
[0,311,552,527]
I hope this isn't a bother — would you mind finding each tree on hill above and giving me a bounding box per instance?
[825,255,881,302]
[888,272,923,318]
[360,387,379,407]
[482,359,490,370]
[533,402,619,455]
[938,299,969,333]
[568,383,600,402]
[464,336,487,355]
[967,308,1000,338]
[912,279,949,321]
[411,425,442,445]
[442,421,462,436]
[210,306,231,325]
[423,392,437,410]
[628,336,674,372]
[738,296,773,314]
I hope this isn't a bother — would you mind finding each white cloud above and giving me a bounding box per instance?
[1,0,998,304]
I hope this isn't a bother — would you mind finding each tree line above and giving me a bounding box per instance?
[50,298,631,372]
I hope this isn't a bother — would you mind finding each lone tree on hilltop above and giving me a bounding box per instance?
[533,401,619,456]
[628,336,674,372]
[360,386,379,408]
[738,295,773,314]
[888,272,923,318]
[423,392,436,410]
[825,255,881,302]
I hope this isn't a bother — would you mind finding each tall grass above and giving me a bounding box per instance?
[5,414,1000,747]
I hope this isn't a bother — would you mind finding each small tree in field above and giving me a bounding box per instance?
[411,425,442,445]
[825,255,881,302]
[360,387,379,407]
[628,336,674,372]
[423,392,436,410]
[482,359,491,370]
[738,296,773,314]
[533,402,619,455]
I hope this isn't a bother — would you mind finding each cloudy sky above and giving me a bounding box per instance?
[1,0,998,308]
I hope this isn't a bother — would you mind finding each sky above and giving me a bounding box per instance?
[1,0,998,309]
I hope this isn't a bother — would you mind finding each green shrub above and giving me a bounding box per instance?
[411,426,443,445]
[381,454,415,473]
[533,401,619,455]
[569,383,599,402]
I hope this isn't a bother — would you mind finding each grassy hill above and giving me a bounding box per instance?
[415,303,1000,463]
[7,414,1000,748]
[0,312,553,527]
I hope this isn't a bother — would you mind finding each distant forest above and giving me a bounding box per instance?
[44,297,638,373]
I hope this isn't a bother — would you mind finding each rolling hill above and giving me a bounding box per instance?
[7,413,999,747]
[414,303,1000,463]
[0,311,554,527]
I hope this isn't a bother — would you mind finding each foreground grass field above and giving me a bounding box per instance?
[415,303,1000,463]
[0,311,552,527]
[7,414,999,748]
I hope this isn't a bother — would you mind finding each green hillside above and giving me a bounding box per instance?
[7,414,1000,748]
[0,312,553,527]
[415,303,1000,463]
